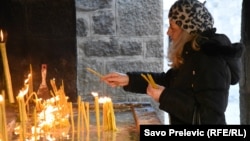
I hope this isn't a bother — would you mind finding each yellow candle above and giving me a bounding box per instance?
[69,102,75,133]
[80,102,84,131]
[92,92,100,137]
[102,97,117,131]
[25,75,31,114]
[17,96,25,141]
[86,67,103,78]
[17,87,28,141]
[85,102,90,132]
[101,97,109,131]
[21,96,27,139]
[29,64,33,97]
[77,96,81,139]
[109,98,117,131]
[0,98,2,139]
[100,97,107,131]
[0,92,8,141]
[0,29,14,103]
[81,102,88,131]
[107,99,111,130]
[33,108,37,141]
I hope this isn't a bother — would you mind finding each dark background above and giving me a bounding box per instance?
[0,0,77,102]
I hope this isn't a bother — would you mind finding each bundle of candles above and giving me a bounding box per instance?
[0,28,119,140]
[91,92,117,138]
[10,66,117,140]
[99,96,117,131]
[15,74,72,140]
[77,95,90,139]
[86,68,117,132]
[141,73,158,89]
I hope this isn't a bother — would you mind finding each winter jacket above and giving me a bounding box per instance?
[123,28,243,124]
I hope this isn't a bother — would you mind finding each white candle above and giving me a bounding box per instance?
[0,29,14,103]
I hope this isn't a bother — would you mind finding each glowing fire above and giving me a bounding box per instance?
[14,75,71,140]
[0,30,3,42]
[12,69,117,140]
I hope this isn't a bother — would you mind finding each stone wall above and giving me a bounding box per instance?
[76,0,165,123]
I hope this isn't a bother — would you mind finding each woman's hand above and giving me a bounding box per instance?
[147,84,165,102]
[101,72,129,87]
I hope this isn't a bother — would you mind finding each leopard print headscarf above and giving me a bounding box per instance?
[168,0,214,34]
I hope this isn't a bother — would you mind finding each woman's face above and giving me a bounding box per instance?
[167,19,183,42]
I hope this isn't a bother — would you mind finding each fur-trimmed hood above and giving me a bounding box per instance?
[198,28,243,58]
[198,28,244,84]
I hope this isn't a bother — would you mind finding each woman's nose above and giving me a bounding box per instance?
[167,28,171,36]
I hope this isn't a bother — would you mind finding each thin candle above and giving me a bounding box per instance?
[100,97,107,131]
[86,68,103,78]
[25,74,31,114]
[108,98,117,131]
[77,96,81,139]
[0,92,8,141]
[69,102,75,133]
[92,92,100,137]
[85,102,90,132]
[0,29,14,103]
[17,86,29,141]
[33,108,37,141]
[81,101,87,131]
[29,64,33,97]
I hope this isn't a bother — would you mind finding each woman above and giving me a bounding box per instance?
[102,0,243,124]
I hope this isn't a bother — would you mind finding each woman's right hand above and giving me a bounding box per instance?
[101,72,129,87]
[147,84,165,102]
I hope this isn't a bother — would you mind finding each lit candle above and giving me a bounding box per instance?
[108,98,117,131]
[29,64,33,97]
[101,97,117,131]
[0,29,14,103]
[80,102,84,131]
[25,75,31,114]
[17,86,29,141]
[92,92,100,137]
[0,91,8,141]
[100,97,107,131]
[107,98,112,130]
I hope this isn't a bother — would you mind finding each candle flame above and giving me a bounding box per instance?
[91,92,98,97]
[98,96,106,103]
[0,30,3,42]
[18,85,29,97]
[28,73,32,78]
[0,95,3,101]
[99,96,111,103]
[24,73,31,84]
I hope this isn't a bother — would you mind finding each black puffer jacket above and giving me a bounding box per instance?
[123,29,243,124]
